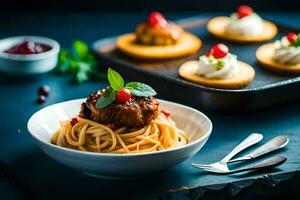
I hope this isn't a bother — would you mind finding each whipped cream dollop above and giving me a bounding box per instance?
[226,13,263,36]
[196,54,238,79]
[274,37,300,65]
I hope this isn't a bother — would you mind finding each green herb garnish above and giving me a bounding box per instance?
[56,40,105,83]
[217,59,225,69]
[96,87,117,109]
[96,68,157,109]
[126,82,157,97]
[107,68,124,91]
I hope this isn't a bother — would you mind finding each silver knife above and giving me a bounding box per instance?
[228,135,289,163]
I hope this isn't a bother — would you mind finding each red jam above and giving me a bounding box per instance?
[4,41,52,55]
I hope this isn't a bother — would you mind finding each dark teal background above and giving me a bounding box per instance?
[2,0,300,11]
[0,12,300,199]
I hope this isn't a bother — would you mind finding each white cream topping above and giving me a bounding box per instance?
[226,13,263,36]
[274,36,300,65]
[196,54,238,79]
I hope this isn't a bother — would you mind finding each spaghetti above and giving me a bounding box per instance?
[51,114,188,154]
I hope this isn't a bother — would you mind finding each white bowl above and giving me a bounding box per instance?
[27,99,212,179]
[0,36,60,75]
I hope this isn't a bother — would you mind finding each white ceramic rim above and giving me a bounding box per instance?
[0,35,60,61]
[27,98,213,157]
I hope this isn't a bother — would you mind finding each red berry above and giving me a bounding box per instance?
[38,85,50,96]
[37,95,46,104]
[210,43,229,59]
[206,49,213,56]
[237,5,253,19]
[115,89,132,103]
[287,32,298,43]
[148,11,167,28]
[70,118,78,126]
[161,110,171,118]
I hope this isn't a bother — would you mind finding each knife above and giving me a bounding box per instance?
[228,135,289,163]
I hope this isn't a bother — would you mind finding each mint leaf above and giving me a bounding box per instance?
[96,87,117,109]
[126,82,157,97]
[57,49,70,74]
[76,70,89,83]
[75,62,91,83]
[107,68,124,91]
[73,40,89,60]
[56,40,104,84]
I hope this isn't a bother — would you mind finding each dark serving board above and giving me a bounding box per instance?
[92,15,300,112]
[160,170,300,200]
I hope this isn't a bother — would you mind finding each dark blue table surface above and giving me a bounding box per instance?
[0,12,300,200]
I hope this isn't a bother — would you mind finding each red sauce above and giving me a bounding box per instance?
[4,41,52,55]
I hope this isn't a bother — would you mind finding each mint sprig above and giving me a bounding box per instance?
[56,40,105,83]
[96,87,117,109]
[96,68,157,109]
[108,68,124,91]
[126,82,157,97]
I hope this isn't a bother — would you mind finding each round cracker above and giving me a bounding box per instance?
[116,32,201,60]
[207,16,278,43]
[179,60,255,89]
[256,43,300,74]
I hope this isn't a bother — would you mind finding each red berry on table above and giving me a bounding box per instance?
[38,85,50,96]
[37,95,46,104]
[161,110,171,117]
[148,11,167,28]
[210,43,229,59]
[237,5,253,19]
[115,89,132,103]
[287,32,298,43]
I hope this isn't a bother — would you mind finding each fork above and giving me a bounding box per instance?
[194,155,287,174]
[192,133,263,173]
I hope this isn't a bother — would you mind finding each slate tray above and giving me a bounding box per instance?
[92,15,300,112]
[160,170,300,200]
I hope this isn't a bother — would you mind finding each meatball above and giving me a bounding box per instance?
[135,22,183,46]
[79,90,160,128]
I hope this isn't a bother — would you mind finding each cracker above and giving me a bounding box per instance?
[256,43,300,74]
[116,32,201,60]
[207,16,277,43]
[179,60,255,89]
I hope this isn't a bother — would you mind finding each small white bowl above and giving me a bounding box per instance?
[0,36,60,75]
[27,99,212,179]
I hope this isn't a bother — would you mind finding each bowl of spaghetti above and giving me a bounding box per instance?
[27,68,212,178]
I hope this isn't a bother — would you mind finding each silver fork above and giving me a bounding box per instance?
[194,156,287,174]
[192,133,263,173]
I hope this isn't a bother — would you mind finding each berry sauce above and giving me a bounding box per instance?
[4,41,52,55]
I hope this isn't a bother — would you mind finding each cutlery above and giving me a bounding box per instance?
[228,135,289,163]
[193,156,287,174]
[192,133,263,172]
